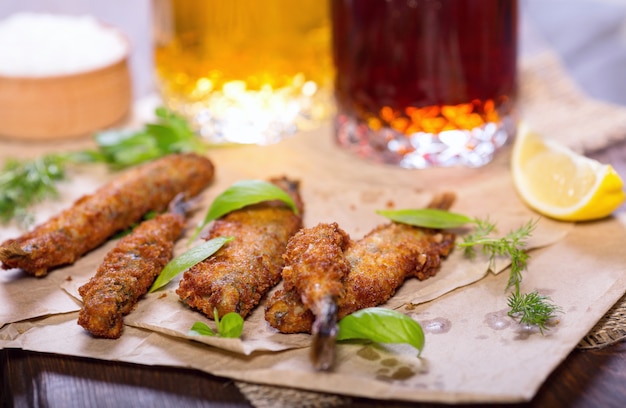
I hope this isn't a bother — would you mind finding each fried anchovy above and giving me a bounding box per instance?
[176,176,304,319]
[265,193,456,337]
[280,222,351,370]
[0,153,214,277]
[77,195,190,339]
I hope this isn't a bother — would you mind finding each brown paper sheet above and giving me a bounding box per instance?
[2,121,625,404]
[519,51,626,153]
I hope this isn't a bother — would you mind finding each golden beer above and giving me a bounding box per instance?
[154,0,333,144]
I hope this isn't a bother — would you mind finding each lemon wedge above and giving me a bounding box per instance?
[511,124,625,221]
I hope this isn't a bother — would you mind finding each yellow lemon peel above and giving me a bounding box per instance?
[511,124,625,221]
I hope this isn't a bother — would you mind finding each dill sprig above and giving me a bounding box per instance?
[507,291,562,334]
[458,218,535,291]
[0,108,208,228]
[0,154,70,227]
[458,218,562,332]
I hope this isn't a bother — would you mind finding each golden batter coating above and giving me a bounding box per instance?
[78,200,187,339]
[176,177,304,319]
[0,153,214,277]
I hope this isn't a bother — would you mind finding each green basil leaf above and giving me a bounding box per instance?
[188,321,216,337]
[217,312,245,338]
[190,180,298,242]
[337,307,425,356]
[376,208,475,229]
[205,179,299,221]
[145,123,181,150]
[188,310,244,339]
[149,236,234,292]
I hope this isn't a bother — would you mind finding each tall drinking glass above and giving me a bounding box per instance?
[332,0,518,168]
[153,0,333,145]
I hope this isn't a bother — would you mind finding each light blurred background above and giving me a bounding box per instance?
[1,0,625,105]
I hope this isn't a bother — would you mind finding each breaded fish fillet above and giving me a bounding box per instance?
[78,196,188,339]
[0,153,214,277]
[176,177,304,319]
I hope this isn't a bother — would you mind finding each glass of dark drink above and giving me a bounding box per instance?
[332,0,518,168]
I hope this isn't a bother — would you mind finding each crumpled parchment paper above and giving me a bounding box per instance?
[3,119,624,404]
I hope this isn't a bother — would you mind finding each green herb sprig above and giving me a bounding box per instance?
[90,107,207,169]
[0,154,68,225]
[457,218,536,291]
[378,208,562,333]
[458,218,561,332]
[0,108,208,227]
[507,291,562,333]
[189,308,244,338]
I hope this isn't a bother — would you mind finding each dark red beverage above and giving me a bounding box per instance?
[332,0,518,167]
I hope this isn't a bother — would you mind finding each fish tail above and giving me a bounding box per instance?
[167,193,194,216]
[0,240,28,263]
[310,296,338,371]
[426,192,456,210]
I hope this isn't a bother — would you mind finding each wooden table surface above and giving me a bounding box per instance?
[2,139,626,408]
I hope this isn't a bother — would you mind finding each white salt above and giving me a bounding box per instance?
[0,12,128,77]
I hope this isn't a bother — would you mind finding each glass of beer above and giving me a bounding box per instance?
[332,0,518,168]
[153,0,333,145]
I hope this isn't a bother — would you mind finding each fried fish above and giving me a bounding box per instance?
[279,222,351,370]
[0,153,214,277]
[176,177,304,319]
[78,195,189,339]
